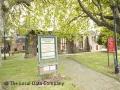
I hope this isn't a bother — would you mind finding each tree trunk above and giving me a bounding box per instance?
[112,5,120,33]
[24,34,37,58]
[24,35,29,58]
[0,1,4,36]
[57,38,61,54]
[0,1,6,60]
[66,40,74,53]
[84,36,91,52]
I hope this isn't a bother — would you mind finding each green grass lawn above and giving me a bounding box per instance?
[1,52,119,90]
[0,53,79,90]
[66,52,120,81]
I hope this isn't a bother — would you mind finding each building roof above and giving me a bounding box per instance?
[16,36,25,43]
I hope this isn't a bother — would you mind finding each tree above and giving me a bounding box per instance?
[97,28,120,47]
[0,0,32,33]
[0,0,33,59]
[97,28,114,46]
[77,0,120,33]
[10,0,87,54]
[1,0,92,55]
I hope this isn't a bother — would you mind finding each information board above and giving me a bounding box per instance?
[38,36,57,60]
[38,36,58,75]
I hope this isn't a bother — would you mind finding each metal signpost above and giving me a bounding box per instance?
[113,6,119,74]
[38,35,58,75]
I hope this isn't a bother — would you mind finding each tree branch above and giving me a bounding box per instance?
[77,0,114,32]
[92,0,101,10]
[16,0,33,6]
[68,14,87,24]
[102,15,113,20]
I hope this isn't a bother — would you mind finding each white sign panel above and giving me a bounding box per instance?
[41,38,54,44]
[41,52,55,59]
[41,44,55,52]
[43,66,50,71]
[50,65,56,71]
[38,36,57,60]
[41,65,57,72]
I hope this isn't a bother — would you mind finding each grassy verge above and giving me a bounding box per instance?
[0,53,79,90]
[66,52,120,81]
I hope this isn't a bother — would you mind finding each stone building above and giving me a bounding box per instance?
[11,36,25,53]
[16,36,25,52]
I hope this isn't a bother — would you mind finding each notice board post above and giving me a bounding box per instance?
[38,35,58,76]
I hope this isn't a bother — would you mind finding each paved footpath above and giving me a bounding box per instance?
[61,56,120,90]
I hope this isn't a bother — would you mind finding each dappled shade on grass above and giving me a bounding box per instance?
[0,53,79,90]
